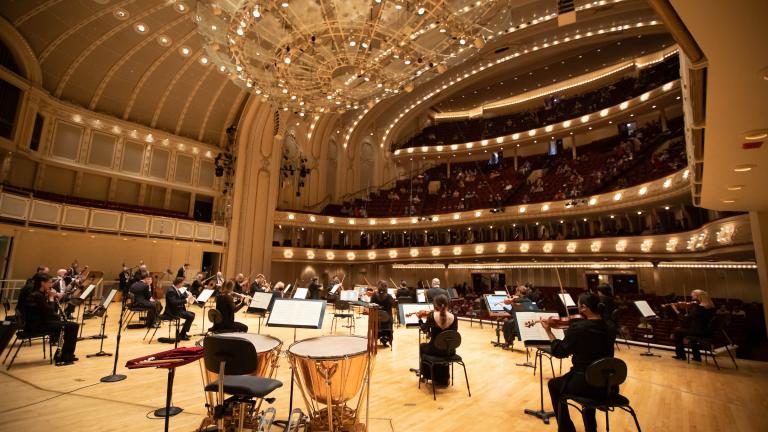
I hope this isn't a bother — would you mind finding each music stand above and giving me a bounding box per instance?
[87,289,118,357]
[557,292,577,310]
[194,289,215,336]
[76,284,98,340]
[247,291,274,333]
[292,287,309,299]
[416,289,427,303]
[634,300,661,357]
[267,299,326,419]
[516,311,564,424]
[484,294,512,347]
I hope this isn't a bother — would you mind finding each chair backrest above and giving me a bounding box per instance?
[584,357,628,390]
[208,308,223,325]
[203,335,258,375]
[433,330,462,351]
[335,300,350,311]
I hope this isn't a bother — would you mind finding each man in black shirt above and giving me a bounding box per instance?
[23,273,79,366]
[163,277,195,340]
[176,264,189,280]
[129,275,161,328]
[308,277,321,300]
[544,292,616,432]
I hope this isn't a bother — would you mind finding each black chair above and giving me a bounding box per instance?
[376,309,393,348]
[331,300,355,334]
[418,330,470,400]
[3,316,52,370]
[144,314,180,344]
[686,315,738,370]
[559,357,641,432]
[122,293,149,329]
[203,335,283,432]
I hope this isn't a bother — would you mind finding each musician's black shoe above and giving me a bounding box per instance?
[151,323,161,328]
[55,360,75,367]
[671,355,686,361]
[178,334,191,341]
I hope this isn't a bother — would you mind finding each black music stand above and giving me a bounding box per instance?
[194,289,215,336]
[266,298,326,421]
[101,288,128,383]
[75,284,99,340]
[634,300,661,357]
[87,289,118,357]
[247,291,275,333]
[484,294,511,347]
[516,311,564,424]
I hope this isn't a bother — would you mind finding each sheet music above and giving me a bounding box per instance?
[634,300,657,318]
[196,289,215,303]
[293,287,309,299]
[100,289,118,308]
[340,290,359,301]
[398,303,434,326]
[249,292,273,310]
[267,299,326,328]
[484,294,509,312]
[558,293,577,307]
[494,290,507,295]
[387,288,397,297]
[79,284,96,300]
[330,284,341,294]
[416,289,427,303]
[515,312,565,342]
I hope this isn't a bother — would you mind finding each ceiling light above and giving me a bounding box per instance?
[284,57,291,64]
[113,8,130,20]
[281,2,289,7]
[179,46,191,57]
[134,23,148,33]
[743,130,767,141]
[721,199,736,203]
[417,7,426,15]
[174,2,188,13]
[157,35,171,46]
[734,164,755,172]
[727,185,744,191]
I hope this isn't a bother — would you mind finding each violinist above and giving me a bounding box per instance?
[249,274,267,295]
[214,271,224,289]
[671,289,716,362]
[189,273,204,297]
[308,276,322,300]
[544,292,615,432]
[371,281,395,347]
[596,284,618,332]
[426,278,449,302]
[418,294,457,386]
[119,265,131,298]
[233,273,246,294]
[500,285,535,349]
[132,264,149,284]
[213,280,248,333]
[130,275,161,328]
[396,281,412,302]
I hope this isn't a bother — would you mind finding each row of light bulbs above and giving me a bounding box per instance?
[386,262,758,270]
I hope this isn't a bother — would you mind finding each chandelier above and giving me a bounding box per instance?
[194,0,505,113]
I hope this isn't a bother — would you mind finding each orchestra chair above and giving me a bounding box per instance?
[418,330,470,400]
[685,315,738,370]
[376,309,394,349]
[4,316,52,370]
[559,357,641,432]
[203,335,283,432]
[331,300,355,334]
[144,314,180,344]
[122,293,149,330]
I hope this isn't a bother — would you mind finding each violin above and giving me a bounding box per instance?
[662,301,697,313]
[525,314,585,329]
[405,310,431,319]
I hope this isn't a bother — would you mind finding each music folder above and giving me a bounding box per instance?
[267,298,326,329]
[557,293,577,308]
[293,287,309,299]
[634,300,657,319]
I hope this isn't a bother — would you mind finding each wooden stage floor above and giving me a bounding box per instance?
[1,303,767,432]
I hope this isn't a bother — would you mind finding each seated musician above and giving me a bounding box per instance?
[249,274,267,295]
[129,275,161,328]
[162,277,195,341]
[308,276,322,300]
[500,285,535,348]
[189,273,204,297]
[671,289,716,362]
[213,280,248,333]
[543,292,615,432]
[426,278,450,302]
[418,294,457,386]
[596,284,617,328]
[370,280,395,347]
[23,273,79,366]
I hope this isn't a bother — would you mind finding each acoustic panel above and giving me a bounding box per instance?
[51,121,82,160]
[0,193,30,219]
[61,206,88,227]
[150,218,176,237]
[28,200,62,224]
[88,131,117,168]
[176,220,195,238]
[89,210,121,231]
[121,214,149,234]
[195,223,213,240]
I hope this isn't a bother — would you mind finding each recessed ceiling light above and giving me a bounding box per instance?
[179,46,191,57]
[199,56,209,65]
[174,2,188,13]
[733,164,756,172]
[721,199,736,203]
[743,130,767,141]
[727,185,744,191]
[113,8,130,20]
[157,35,171,46]
[134,22,148,33]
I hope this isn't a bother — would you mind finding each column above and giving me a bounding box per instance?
[749,211,768,334]
[225,99,282,279]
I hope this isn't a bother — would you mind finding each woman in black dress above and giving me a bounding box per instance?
[213,280,248,333]
[371,280,395,346]
[418,294,457,386]
[672,289,716,361]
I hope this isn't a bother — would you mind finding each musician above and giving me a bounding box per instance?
[500,285,536,348]
[68,260,80,278]
[214,271,224,289]
[233,273,246,293]
[189,273,204,297]
[426,278,449,302]
[596,284,617,330]
[308,276,322,300]
[418,294,457,386]
[129,275,161,328]
[18,266,49,316]
[396,281,412,300]
[23,273,79,366]
[544,292,615,432]
[119,265,132,298]
[132,264,149,283]
[371,280,395,347]
[53,268,77,318]
[176,263,189,280]
[213,280,248,333]
[671,289,716,362]
[249,274,267,294]
[162,277,195,341]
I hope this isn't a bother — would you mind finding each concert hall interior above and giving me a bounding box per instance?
[1,0,768,431]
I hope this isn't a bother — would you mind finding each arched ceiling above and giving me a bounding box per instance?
[0,0,247,147]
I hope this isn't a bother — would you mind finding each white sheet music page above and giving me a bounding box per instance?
[558,293,577,307]
[340,290,359,301]
[330,284,341,294]
[268,299,324,328]
[399,304,434,326]
[197,289,215,303]
[293,287,309,299]
[100,289,118,307]
[249,292,273,309]
[516,312,565,342]
[634,300,657,318]
[79,284,96,300]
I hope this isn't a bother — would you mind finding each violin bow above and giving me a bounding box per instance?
[554,267,570,318]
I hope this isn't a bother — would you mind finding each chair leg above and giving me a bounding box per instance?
[711,346,720,371]
[7,338,25,370]
[3,336,17,364]
[460,362,471,397]
[548,355,555,377]
[430,362,436,401]
[606,407,610,432]
[725,346,738,369]
[622,406,642,432]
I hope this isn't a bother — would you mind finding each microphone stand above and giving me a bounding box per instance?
[101,294,127,382]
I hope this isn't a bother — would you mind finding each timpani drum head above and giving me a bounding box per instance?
[288,335,368,359]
